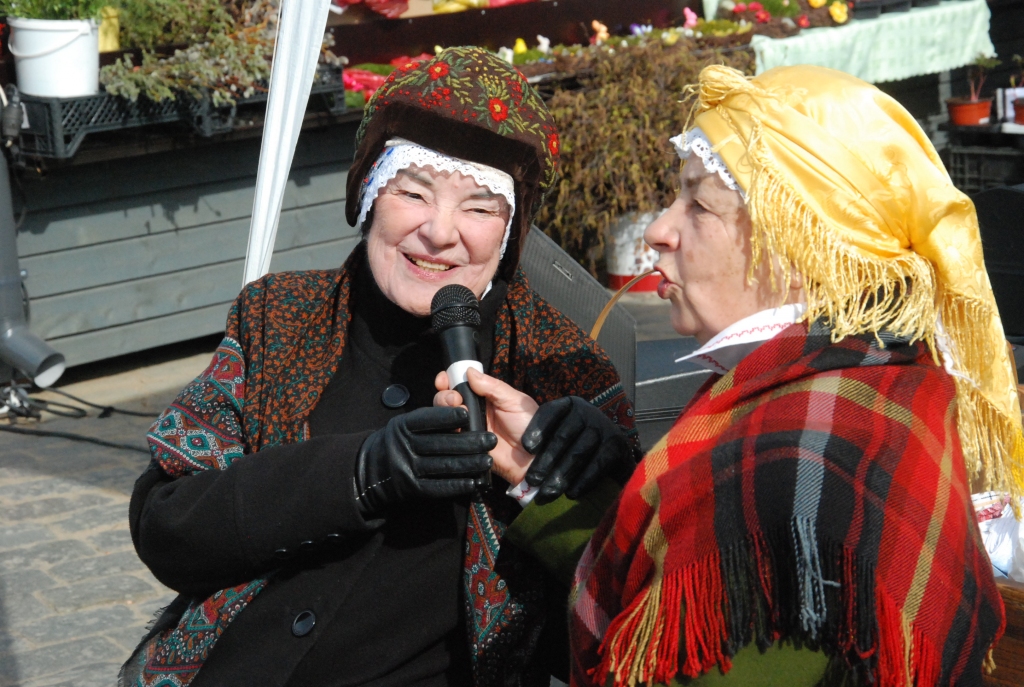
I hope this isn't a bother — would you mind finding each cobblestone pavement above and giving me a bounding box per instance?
[0,392,177,687]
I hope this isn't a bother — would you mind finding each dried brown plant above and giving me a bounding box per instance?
[536,42,754,276]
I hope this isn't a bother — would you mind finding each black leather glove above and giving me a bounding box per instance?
[521,396,634,504]
[354,406,496,519]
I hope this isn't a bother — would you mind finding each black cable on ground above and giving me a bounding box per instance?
[23,395,88,419]
[0,424,150,454]
[43,387,156,418]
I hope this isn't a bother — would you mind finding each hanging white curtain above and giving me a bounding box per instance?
[243,0,335,286]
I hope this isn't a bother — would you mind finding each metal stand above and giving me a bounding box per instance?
[0,152,65,388]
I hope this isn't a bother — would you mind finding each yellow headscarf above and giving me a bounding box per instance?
[688,64,1024,496]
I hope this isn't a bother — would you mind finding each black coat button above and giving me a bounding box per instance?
[292,610,316,637]
[299,540,315,552]
[325,533,341,544]
[273,548,294,560]
[381,384,410,409]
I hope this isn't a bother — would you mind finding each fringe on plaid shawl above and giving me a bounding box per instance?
[125,248,638,687]
[571,322,1004,687]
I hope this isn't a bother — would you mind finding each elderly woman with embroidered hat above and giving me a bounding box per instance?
[121,47,638,687]
[443,64,1021,686]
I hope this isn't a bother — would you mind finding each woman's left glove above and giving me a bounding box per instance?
[520,396,634,505]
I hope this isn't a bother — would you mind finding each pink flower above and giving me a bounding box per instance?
[683,7,698,27]
[733,2,748,10]
[797,14,810,27]
[748,1,764,10]
[755,8,771,21]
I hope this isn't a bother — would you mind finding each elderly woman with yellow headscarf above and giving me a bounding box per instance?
[439,63,1023,686]
[560,63,1024,687]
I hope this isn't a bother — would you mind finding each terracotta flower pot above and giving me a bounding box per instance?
[946,97,993,126]
[1015,99,1024,125]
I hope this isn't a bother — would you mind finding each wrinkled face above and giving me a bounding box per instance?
[366,165,512,316]
[645,160,791,344]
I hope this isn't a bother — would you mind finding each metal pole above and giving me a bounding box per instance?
[0,157,64,387]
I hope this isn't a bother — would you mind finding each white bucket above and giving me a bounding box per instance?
[8,17,99,98]
[605,211,662,291]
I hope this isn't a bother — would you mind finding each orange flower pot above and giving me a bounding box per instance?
[1015,99,1024,125]
[946,97,993,126]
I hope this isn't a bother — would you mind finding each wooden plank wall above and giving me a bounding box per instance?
[15,123,361,368]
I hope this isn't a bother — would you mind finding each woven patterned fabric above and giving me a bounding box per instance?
[570,320,1003,687]
[129,246,637,687]
[356,46,558,190]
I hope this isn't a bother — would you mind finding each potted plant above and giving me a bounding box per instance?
[100,2,343,110]
[536,39,753,288]
[1010,54,1024,125]
[0,0,106,98]
[947,54,1002,126]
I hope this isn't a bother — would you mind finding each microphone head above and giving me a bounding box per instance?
[431,284,481,330]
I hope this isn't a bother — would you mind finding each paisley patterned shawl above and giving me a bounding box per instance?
[126,247,637,687]
[570,321,1004,687]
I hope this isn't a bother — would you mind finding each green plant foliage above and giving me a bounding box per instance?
[100,30,273,107]
[760,0,802,18]
[967,52,1002,101]
[536,42,754,275]
[0,0,106,20]
[113,0,235,51]
[513,48,547,65]
[696,18,751,37]
[351,62,396,76]
[100,1,340,107]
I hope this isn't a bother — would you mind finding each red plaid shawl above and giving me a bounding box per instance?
[571,321,1004,687]
[127,248,637,687]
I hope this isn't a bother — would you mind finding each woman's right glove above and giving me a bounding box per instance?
[354,406,496,519]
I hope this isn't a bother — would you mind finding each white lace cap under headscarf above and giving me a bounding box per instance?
[356,138,517,258]
[669,128,745,199]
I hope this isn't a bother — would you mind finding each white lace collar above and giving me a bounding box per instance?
[670,128,744,199]
[676,303,807,375]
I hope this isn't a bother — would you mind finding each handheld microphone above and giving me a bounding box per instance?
[431,284,490,487]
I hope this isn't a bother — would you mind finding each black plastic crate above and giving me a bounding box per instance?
[189,66,348,137]
[947,145,1024,194]
[18,66,346,160]
[20,92,200,159]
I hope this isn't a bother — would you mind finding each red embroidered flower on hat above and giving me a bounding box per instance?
[489,98,509,122]
[548,133,559,156]
[429,62,450,80]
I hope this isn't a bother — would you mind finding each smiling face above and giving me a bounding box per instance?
[365,165,512,316]
[644,159,801,344]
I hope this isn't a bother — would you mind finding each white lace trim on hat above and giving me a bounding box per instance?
[357,138,517,258]
[670,128,744,198]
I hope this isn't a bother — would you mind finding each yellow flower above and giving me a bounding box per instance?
[513,38,528,54]
[829,0,848,22]
[808,0,826,8]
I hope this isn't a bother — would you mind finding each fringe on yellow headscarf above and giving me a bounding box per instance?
[684,65,1024,498]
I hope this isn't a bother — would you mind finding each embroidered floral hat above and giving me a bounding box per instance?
[346,46,559,279]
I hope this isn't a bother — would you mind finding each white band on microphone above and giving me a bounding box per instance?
[446,360,484,388]
[506,479,539,508]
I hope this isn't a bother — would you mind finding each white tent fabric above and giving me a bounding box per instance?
[243,0,334,286]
